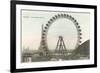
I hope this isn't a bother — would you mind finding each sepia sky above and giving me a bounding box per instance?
[22,10,90,50]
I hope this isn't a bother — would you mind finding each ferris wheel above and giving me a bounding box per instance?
[39,14,82,56]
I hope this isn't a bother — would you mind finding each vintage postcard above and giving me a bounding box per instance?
[21,10,90,62]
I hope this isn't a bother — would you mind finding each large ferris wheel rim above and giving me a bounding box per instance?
[42,14,82,50]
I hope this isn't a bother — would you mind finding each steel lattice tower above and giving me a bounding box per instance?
[38,25,50,56]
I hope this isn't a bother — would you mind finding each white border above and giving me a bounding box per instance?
[16,4,94,69]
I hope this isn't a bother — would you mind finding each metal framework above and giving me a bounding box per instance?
[55,36,67,55]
